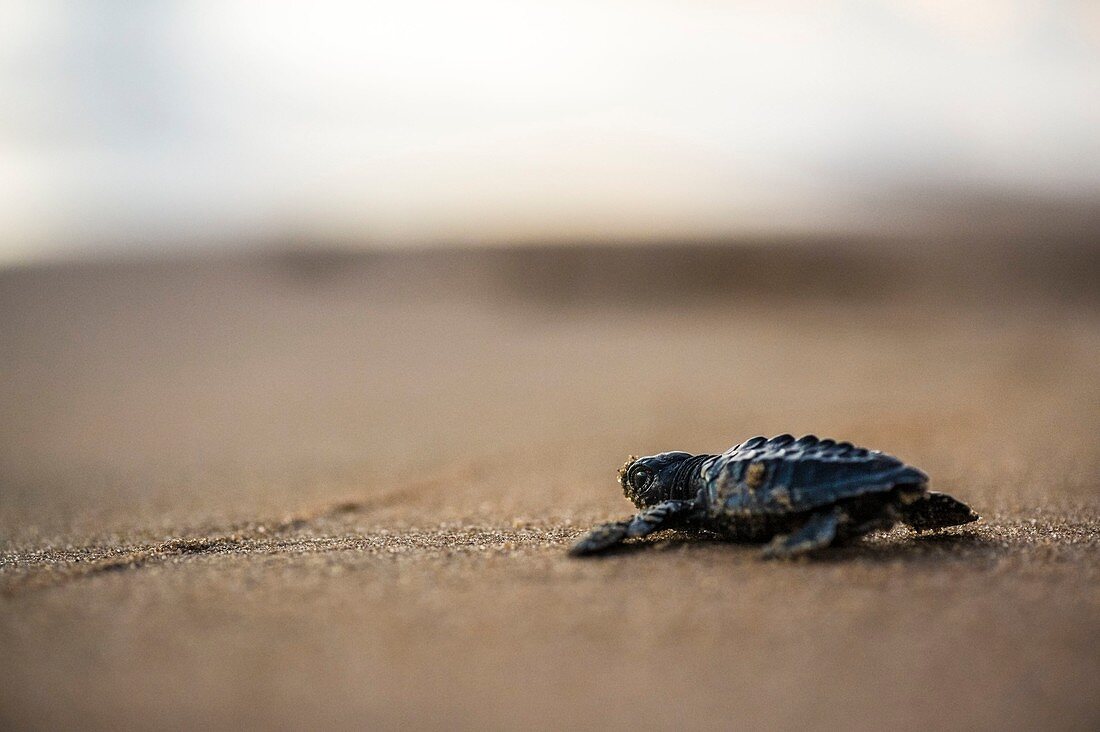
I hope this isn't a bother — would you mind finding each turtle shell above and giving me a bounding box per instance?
[699,434,927,516]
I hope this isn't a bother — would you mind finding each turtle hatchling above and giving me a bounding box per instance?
[570,434,978,559]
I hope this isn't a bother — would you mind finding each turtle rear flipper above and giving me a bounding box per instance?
[901,491,979,532]
[760,509,840,560]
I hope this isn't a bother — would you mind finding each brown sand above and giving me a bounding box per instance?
[2,245,1099,730]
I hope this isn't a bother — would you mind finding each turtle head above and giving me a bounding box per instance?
[618,451,696,508]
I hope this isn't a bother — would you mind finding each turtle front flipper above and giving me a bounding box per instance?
[568,519,632,555]
[760,508,840,560]
[900,491,979,532]
[569,500,698,556]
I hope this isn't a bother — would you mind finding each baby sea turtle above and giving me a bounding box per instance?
[570,434,978,559]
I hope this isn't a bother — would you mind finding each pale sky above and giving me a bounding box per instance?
[2,1,1099,264]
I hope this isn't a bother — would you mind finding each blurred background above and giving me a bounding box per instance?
[3,0,1100,263]
[3,3,1100,731]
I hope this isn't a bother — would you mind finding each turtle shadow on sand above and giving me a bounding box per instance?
[811,530,998,564]
[582,528,996,565]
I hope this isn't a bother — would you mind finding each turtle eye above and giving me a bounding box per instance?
[632,470,652,489]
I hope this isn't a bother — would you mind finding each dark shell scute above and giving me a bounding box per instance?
[767,434,796,448]
[702,435,928,515]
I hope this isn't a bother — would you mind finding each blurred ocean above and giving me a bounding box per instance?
[2,1,1099,264]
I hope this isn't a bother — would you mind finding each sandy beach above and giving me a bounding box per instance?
[2,244,1098,730]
